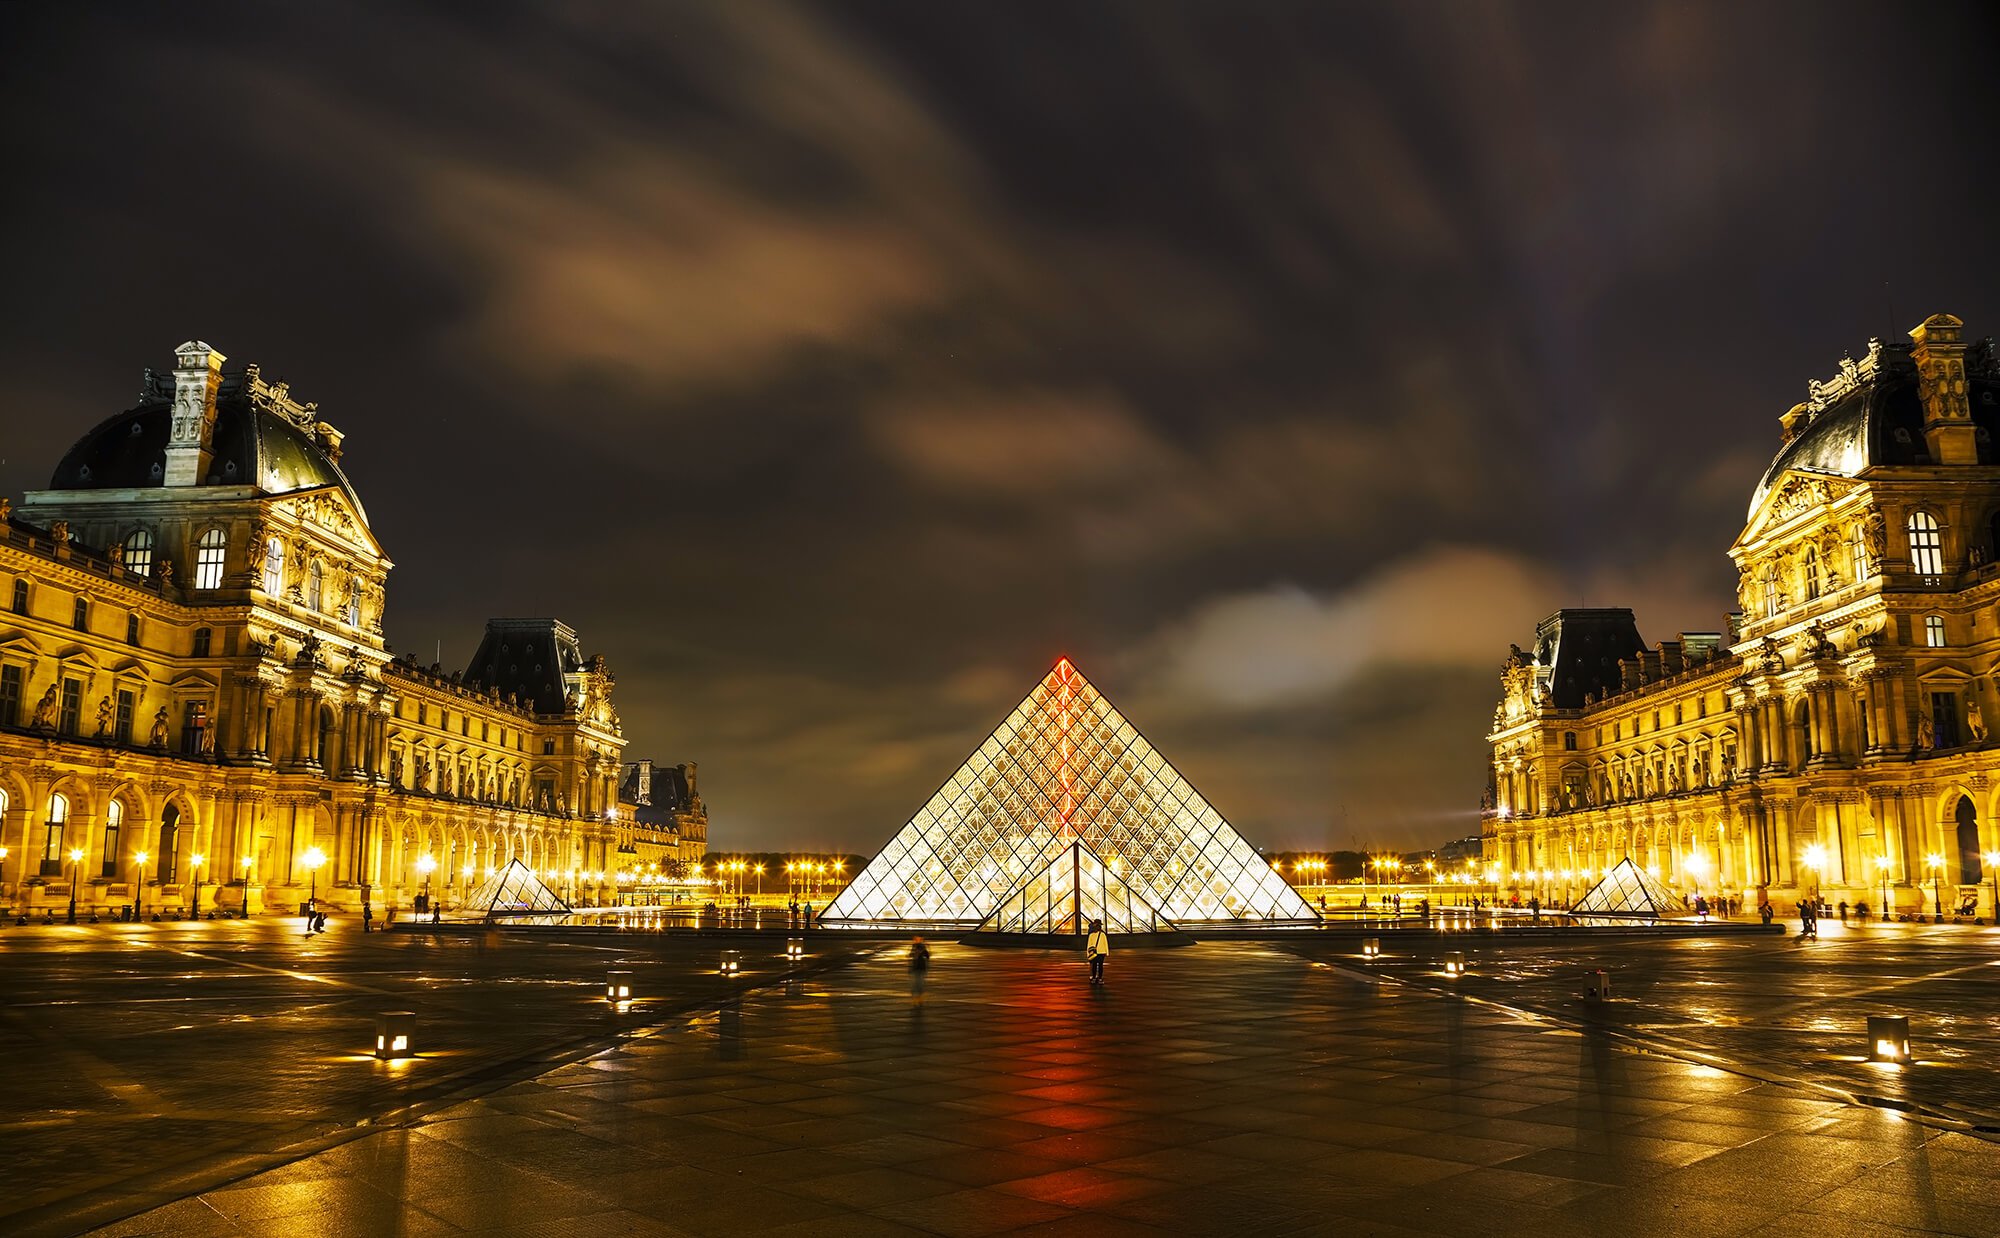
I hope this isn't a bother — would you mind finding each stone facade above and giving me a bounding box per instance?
[0,341,682,919]
[1486,314,2000,919]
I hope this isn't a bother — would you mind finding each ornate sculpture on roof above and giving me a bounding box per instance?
[1863,507,1887,563]
[1758,638,1785,675]
[155,556,173,586]
[94,696,112,739]
[30,686,58,730]
[149,707,169,749]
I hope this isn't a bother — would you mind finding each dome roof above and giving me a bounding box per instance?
[48,367,368,524]
[1749,335,2000,516]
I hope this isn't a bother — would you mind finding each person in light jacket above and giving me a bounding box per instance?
[1085,919,1109,985]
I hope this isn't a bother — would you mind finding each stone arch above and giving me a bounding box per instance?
[1952,794,1983,886]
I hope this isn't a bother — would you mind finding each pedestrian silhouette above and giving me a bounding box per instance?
[1086,919,1109,985]
[909,936,930,1007]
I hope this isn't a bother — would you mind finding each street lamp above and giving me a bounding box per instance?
[1800,844,1826,903]
[134,849,150,920]
[1871,855,1891,922]
[302,846,327,904]
[66,846,84,923]
[753,863,764,898]
[189,853,206,919]
[1925,853,1946,920]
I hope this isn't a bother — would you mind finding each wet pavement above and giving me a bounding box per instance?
[11,922,1992,1238]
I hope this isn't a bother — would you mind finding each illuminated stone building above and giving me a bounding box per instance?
[1486,314,2000,917]
[0,341,663,918]
[618,758,710,876]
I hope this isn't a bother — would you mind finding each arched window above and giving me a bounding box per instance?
[101,799,123,877]
[1761,566,1782,619]
[1908,511,1944,577]
[1955,796,1982,885]
[1924,614,1947,647]
[193,527,227,589]
[308,561,323,612]
[1851,522,1871,581]
[345,577,361,626]
[42,792,69,876]
[262,538,285,594]
[159,804,180,882]
[1802,547,1820,600]
[124,529,154,578]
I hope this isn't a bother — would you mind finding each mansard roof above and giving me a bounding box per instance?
[49,360,368,522]
[464,618,586,715]
[1749,331,2000,516]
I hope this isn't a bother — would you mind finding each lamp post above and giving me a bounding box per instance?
[1925,853,1945,921]
[302,846,327,905]
[754,863,764,899]
[134,849,150,920]
[66,847,84,923]
[1800,844,1826,906]
[189,853,205,919]
[414,852,434,911]
[1871,855,1891,922]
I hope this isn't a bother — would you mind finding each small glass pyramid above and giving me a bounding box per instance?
[1570,858,1682,920]
[975,842,1171,934]
[462,859,572,917]
[823,658,1317,928]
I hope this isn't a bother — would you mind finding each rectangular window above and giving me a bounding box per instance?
[11,579,27,615]
[481,721,489,742]
[1563,731,1577,751]
[0,664,20,727]
[58,677,82,735]
[181,702,205,756]
[191,628,211,657]
[543,738,555,755]
[1932,691,1962,749]
[73,597,89,631]
[462,717,469,736]
[1924,615,1947,647]
[126,614,140,645]
[115,690,134,744]
[418,704,427,726]
[101,821,120,878]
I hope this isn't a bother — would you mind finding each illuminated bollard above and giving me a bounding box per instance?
[1584,969,1612,999]
[606,969,634,1002]
[1361,937,1381,958]
[1868,1015,1911,1064]
[785,938,805,963]
[719,950,741,977]
[374,1011,416,1060]
[1443,951,1466,976]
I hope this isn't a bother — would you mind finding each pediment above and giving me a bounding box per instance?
[274,486,387,558]
[1737,472,1859,548]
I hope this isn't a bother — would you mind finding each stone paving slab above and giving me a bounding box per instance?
[82,941,2000,1238]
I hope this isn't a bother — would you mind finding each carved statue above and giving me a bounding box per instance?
[94,696,113,738]
[30,686,58,730]
[149,707,170,748]
[1916,712,1936,751]
[1864,507,1888,564]
[1970,698,1988,744]
[297,632,322,664]
[1666,763,1681,793]
[390,750,404,784]
[156,557,174,586]
[107,542,124,567]
[0,497,11,523]
[196,708,215,754]
[49,520,70,546]
[1506,643,1530,669]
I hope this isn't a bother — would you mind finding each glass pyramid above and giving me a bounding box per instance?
[1570,858,1683,919]
[463,858,572,917]
[974,842,1171,935]
[823,659,1317,928]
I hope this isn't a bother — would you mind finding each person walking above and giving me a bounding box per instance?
[1838,900,1850,925]
[361,903,373,933]
[303,897,317,937]
[1085,918,1110,985]
[909,936,930,1007]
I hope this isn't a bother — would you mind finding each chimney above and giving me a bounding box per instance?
[163,341,225,486]
[1910,313,1976,465]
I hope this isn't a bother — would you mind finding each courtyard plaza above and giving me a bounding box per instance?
[0,920,1995,1237]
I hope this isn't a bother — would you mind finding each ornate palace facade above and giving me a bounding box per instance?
[0,341,700,918]
[1487,314,2000,916]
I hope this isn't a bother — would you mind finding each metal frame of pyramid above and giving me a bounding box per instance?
[1570,857,1683,920]
[823,659,1318,929]
[973,841,1173,934]
[463,858,573,917]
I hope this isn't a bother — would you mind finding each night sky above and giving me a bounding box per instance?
[4,3,1998,855]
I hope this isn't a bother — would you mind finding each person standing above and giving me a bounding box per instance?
[303,897,317,937]
[909,936,930,1007]
[362,903,373,933]
[1086,919,1109,985]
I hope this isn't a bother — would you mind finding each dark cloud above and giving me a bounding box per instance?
[3,1,1997,852]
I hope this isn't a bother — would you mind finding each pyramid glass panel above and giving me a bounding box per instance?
[974,842,1170,935]
[463,859,572,916]
[824,659,1317,927]
[1570,858,1682,919]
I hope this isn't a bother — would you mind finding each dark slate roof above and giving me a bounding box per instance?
[620,760,695,817]
[1533,609,1644,710]
[464,619,585,715]
[49,366,368,521]
[1750,335,2000,515]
